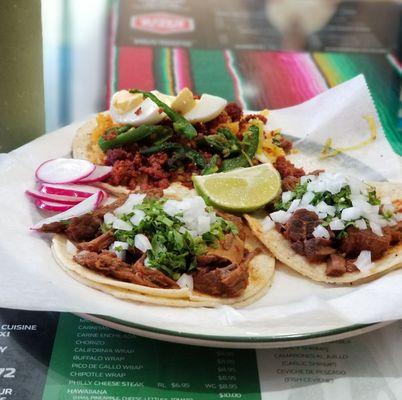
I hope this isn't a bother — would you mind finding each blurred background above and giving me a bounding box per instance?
[1,0,401,152]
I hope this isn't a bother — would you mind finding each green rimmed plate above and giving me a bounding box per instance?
[78,314,393,349]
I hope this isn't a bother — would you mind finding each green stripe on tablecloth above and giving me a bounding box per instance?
[314,53,401,155]
[189,50,236,101]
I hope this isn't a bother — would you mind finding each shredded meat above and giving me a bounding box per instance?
[345,259,359,273]
[105,148,133,165]
[274,156,305,179]
[39,221,67,234]
[132,255,179,288]
[274,156,305,190]
[384,222,402,245]
[302,238,336,262]
[283,209,319,242]
[284,209,336,263]
[225,102,243,121]
[282,176,300,191]
[340,227,391,260]
[193,259,249,298]
[326,254,346,277]
[278,136,293,153]
[65,214,103,242]
[73,251,178,289]
[77,231,115,252]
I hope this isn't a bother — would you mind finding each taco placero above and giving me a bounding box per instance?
[72,88,293,196]
[41,188,275,307]
[245,165,402,285]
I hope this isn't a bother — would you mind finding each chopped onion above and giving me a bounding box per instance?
[134,234,152,253]
[301,191,314,205]
[329,218,345,231]
[112,219,132,231]
[287,199,301,213]
[109,241,129,259]
[130,209,146,226]
[66,240,77,255]
[355,250,373,272]
[281,191,293,203]
[300,175,316,184]
[312,224,330,239]
[316,201,336,217]
[354,219,367,230]
[104,212,117,225]
[197,215,211,235]
[369,222,383,236]
[341,207,362,221]
[261,216,275,232]
[395,213,402,222]
[270,210,291,224]
[382,204,395,214]
[177,273,194,291]
[114,193,146,216]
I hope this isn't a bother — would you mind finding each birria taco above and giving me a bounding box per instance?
[41,188,275,307]
[245,165,402,285]
[72,88,292,196]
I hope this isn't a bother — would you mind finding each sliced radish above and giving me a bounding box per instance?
[78,165,112,183]
[39,183,106,199]
[35,158,95,184]
[31,191,103,230]
[36,199,74,212]
[26,189,87,205]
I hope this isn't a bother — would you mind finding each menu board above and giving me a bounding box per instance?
[0,310,261,400]
[116,0,400,53]
[2,308,402,399]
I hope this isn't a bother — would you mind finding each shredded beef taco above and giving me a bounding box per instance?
[42,190,275,307]
[72,88,292,196]
[245,167,402,285]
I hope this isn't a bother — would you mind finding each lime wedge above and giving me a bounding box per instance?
[193,164,281,212]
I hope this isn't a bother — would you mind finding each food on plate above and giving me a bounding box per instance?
[38,189,275,307]
[26,158,111,212]
[193,163,281,213]
[72,87,293,195]
[246,169,402,284]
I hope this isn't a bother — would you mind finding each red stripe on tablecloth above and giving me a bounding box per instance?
[237,52,326,109]
[117,47,155,91]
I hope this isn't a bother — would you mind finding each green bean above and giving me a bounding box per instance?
[220,124,259,172]
[129,89,197,139]
[98,125,173,151]
[202,154,219,175]
[141,142,206,169]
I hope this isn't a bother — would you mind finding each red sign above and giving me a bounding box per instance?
[130,12,195,35]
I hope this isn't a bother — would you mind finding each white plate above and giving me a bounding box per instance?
[79,313,393,348]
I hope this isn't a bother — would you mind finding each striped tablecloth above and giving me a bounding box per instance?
[109,48,401,155]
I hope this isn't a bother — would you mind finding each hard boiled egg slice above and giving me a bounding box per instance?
[171,88,195,114]
[151,90,175,106]
[184,94,227,123]
[110,92,165,126]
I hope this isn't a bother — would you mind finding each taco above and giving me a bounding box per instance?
[245,167,402,285]
[71,88,292,196]
[40,190,275,307]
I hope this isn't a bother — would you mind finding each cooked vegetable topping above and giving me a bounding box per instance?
[129,89,198,139]
[103,195,238,279]
[99,125,173,151]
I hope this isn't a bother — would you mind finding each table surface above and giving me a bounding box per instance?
[2,0,402,398]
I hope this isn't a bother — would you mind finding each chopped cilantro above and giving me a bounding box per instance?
[112,198,236,280]
[367,186,381,206]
